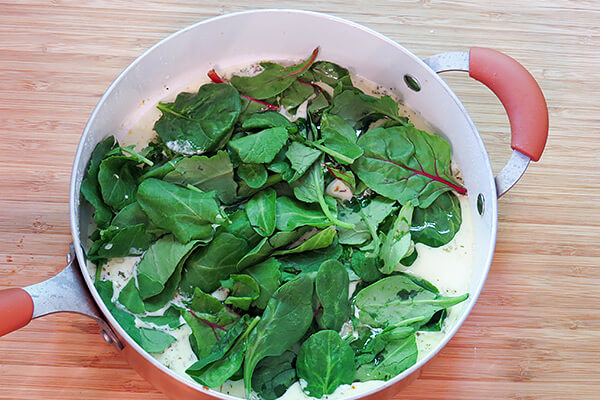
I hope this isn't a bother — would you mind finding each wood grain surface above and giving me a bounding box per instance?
[1,1,599,399]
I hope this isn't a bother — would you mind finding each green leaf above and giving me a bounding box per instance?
[275,196,331,231]
[272,226,337,256]
[142,260,186,312]
[296,330,355,397]
[354,274,469,329]
[221,274,260,310]
[229,127,289,164]
[189,288,238,325]
[280,80,315,109]
[238,163,268,189]
[353,125,465,207]
[324,164,356,193]
[181,232,250,294]
[98,155,140,211]
[236,228,311,270]
[88,224,152,260]
[380,202,414,274]
[81,136,116,228]
[154,83,242,155]
[355,333,417,381]
[137,179,224,243]
[245,258,282,309]
[349,250,383,283]
[338,196,397,246]
[285,142,322,181]
[246,188,277,237]
[136,235,199,299]
[139,306,182,329]
[244,275,314,395]
[329,90,408,128]
[318,127,363,164]
[321,113,357,143]
[182,310,221,359]
[117,278,145,314]
[95,280,175,354]
[110,202,165,236]
[162,151,238,204]
[315,260,349,331]
[242,111,294,131]
[278,242,343,278]
[292,162,353,229]
[189,337,247,388]
[230,49,318,99]
[309,61,351,87]
[411,191,462,247]
[252,350,297,400]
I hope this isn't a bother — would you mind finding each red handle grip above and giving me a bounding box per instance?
[0,288,34,337]
[469,47,548,161]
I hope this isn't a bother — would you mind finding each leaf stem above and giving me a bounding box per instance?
[309,141,354,164]
[280,47,319,79]
[120,147,154,166]
[317,194,354,229]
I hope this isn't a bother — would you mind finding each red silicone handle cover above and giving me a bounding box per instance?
[0,288,34,337]
[469,47,548,161]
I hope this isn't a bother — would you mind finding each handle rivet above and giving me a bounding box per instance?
[101,330,113,344]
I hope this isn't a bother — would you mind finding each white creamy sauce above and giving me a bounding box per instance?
[92,60,475,400]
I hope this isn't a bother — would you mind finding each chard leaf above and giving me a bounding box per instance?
[246,188,277,237]
[296,330,355,397]
[154,83,242,155]
[321,113,357,143]
[315,260,349,331]
[353,125,466,207]
[136,235,199,299]
[230,49,318,99]
[411,191,462,247]
[238,163,268,189]
[244,275,314,395]
[320,126,363,165]
[285,142,322,181]
[229,127,289,164]
[163,150,238,204]
[182,310,222,359]
[188,336,247,388]
[355,274,468,329]
[245,258,282,309]
[309,61,351,87]
[137,179,224,243]
[242,111,294,131]
[379,202,414,274]
[280,79,315,109]
[181,232,250,294]
[272,226,337,256]
[329,90,408,128]
[189,287,238,325]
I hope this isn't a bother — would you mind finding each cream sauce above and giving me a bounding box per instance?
[92,60,474,400]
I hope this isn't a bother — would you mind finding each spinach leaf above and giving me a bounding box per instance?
[238,163,268,189]
[136,235,199,299]
[354,274,468,329]
[292,162,353,229]
[278,242,343,278]
[380,202,414,274]
[237,172,283,199]
[110,202,165,236]
[242,111,294,131]
[280,79,315,109]
[319,127,363,165]
[117,278,145,314]
[139,306,182,329]
[321,113,357,143]
[137,179,224,243]
[162,150,238,204]
[230,49,318,99]
[139,158,181,182]
[189,336,247,388]
[236,228,312,270]
[224,209,263,246]
[244,275,314,394]
[315,260,349,331]
[353,125,466,207]
[246,188,277,237]
[329,90,408,128]
[272,226,337,256]
[229,126,289,164]
[81,136,116,228]
[355,333,417,381]
[154,83,242,155]
[296,330,355,397]
[285,142,322,181]
[411,191,462,247]
[142,260,186,312]
[98,155,140,211]
[349,250,383,283]
[221,274,260,310]
[245,258,282,309]
[275,196,331,231]
[252,350,297,400]
[87,224,152,260]
[96,280,175,353]
[181,232,250,294]
[352,325,414,367]
[338,196,397,246]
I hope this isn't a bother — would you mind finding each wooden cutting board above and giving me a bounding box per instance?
[1,1,599,399]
